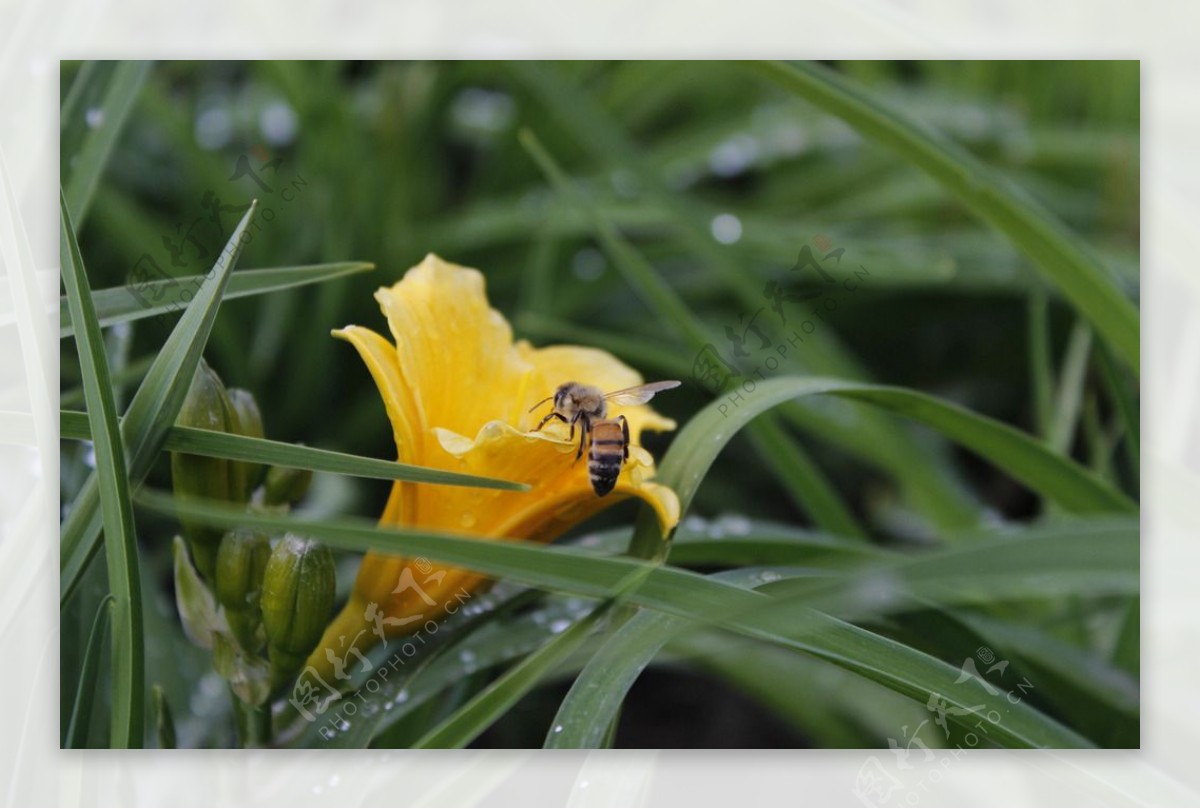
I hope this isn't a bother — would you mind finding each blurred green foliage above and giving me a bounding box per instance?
[59,60,1138,748]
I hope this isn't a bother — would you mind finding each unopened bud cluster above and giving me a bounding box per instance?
[170,359,334,719]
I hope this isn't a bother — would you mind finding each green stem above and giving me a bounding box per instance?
[232,692,273,748]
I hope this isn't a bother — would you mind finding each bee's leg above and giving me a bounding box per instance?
[568,412,579,442]
[618,415,630,460]
[535,412,567,432]
[574,418,589,464]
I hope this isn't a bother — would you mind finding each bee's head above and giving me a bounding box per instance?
[554,382,578,408]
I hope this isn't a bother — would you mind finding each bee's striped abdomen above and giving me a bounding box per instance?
[587,419,626,497]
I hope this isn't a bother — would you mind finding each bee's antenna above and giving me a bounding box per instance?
[528,395,554,414]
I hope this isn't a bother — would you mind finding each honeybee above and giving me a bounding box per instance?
[529,380,681,497]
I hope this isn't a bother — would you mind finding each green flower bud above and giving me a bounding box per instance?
[227,388,265,501]
[260,534,335,689]
[172,536,221,650]
[171,359,237,579]
[215,528,270,652]
[263,463,314,507]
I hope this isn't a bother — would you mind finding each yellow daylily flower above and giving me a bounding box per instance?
[304,254,679,682]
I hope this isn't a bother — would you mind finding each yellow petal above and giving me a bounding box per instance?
[331,324,418,523]
[424,419,679,540]
[374,254,534,439]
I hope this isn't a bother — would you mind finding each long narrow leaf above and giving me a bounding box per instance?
[1112,598,1140,677]
[413,607,607,749]
[300,520,876,748]
[1051,321,1093,454]
[62,61,151,227]
[960,612,1139,745]
[546,534,1127,750]
[1028,289,1055,440]
[745,417,867,540]
[60,410,528,491]
[61,355,154,409]
[743,60,1139,373]
[519,128,980,533]
[137,491,1124,748]
[60,202,259,607]
[1095,341,1140,484]
[630,375,1132,561]
[60,190,144,748]
[138,491,1136,620]
[544,568,764,749]
[826,384,1134,513]
[63,594,114,748]
[59,262,375,338]
[412,563,660,749]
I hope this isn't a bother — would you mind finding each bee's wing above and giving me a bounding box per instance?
[604,380,681,406]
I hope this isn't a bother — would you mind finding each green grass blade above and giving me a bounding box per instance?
[60,190,144,748]
[300,521,870,748]
[825,383,1134,514]
[59,262,375,338]
[519,129,912,541]
[1112,597,1140,677]
[1028,289,1056,440]
[672,630,907,748]
[519,129,980,534]
[517,222,559,319]
[61,202,259,608]
[61,355,154,409]
[138,490,1135,614]
[571,516,873,561]
[60,62,101,148]
[543,568,765,749]
[959,612,1138,746]
[867,600,1135,748]
[630,375,1132,561]
[522,314,980,535]
[1051,321,1093,454]
[411,563,660,749]
[745,417,867,540]
[766,518,1137,610]
[60,411,528,491]
[519,128,711,350]
[59,480,102,604]
[413,607,607,749]
[152,685,177,749]
[547,610,681,749]
[744,60,1139,373]
[543,567,1095,750]
[63,594,114,748]
[524,319,1128,522]
[1095,340,1140,485]
[292,588,545,748]
[137,492,1124,748]
[668,529,885,568]
[62,61,151,227]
